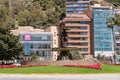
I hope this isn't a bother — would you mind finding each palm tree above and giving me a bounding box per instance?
[114,14,120,34]
[107,14,120,64]
[107,16,116,57]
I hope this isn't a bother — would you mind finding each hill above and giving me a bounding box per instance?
[0,0,119,29]
[0,0,65,29]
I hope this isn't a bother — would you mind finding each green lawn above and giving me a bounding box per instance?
[0,64,120,74]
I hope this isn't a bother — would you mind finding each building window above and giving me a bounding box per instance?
[54,40,56,44]
[80,37,88,40]
[67,43,88,46]
[80,32,88,35]
[69,37,88,40]
[32,43,40,49]
[80,21,88,24]
[117,43,120,46]
[80,26,87,30]
[32,36,41,41]
[41,44,51,49]
[42,36,47,40]
[116,37,120,41]
[116,48,120,51]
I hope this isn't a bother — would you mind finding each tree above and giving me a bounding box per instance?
[17,10,32,26]
[107,14,120,64]
[0,3,15,29]
[107,16,116,56]
[0,0,66,29]
[10,0,25,16]
[0,27,23,60]
[57,48,83,60]
[105,0,120,8]
[17,1,47,28]
[69,49,83,60]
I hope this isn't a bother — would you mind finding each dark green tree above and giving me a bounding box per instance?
[0,27,23,60]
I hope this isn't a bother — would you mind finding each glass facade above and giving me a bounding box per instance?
[93,7,114,56]
[66,0,90,14]
[20,32,52,59]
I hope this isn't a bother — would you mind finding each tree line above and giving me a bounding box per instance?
[0,0,65,29]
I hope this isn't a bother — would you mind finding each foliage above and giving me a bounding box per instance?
[104,0,120,7]
[107,14,120,55]
[0,3,15,28]
[30,55,38,61]
[107,13,120,28]
[58,49,83,60]
[96,54,105,60]
[0,27,23,60]
[0,0,66,29]
[69,50,83,60]
[57,49,70,60]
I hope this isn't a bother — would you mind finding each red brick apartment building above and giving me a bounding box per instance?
[58,0,93,57]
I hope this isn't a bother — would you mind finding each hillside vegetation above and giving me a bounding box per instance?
[0,0,65,29]
[0,0,120,29]
[91,0,120,7]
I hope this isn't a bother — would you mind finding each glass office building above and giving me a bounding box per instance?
[20,32,52,60]
[66,0,90,14]
[92,5,114,57]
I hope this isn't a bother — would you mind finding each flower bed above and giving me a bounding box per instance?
[0,65,16,68]
[0,64,48,68]
[63,64,102,70]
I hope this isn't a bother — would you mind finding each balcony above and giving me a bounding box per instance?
[116,40,120,43]
[67,40,89,43]
[65,23,90,27]
[68,35,88,37]
[66,45,90,48]
[65,16,91,21]
[67,29,89,32]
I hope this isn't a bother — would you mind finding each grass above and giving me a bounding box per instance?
[0,64,120,74]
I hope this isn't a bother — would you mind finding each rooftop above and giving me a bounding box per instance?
[91,4,112,9]
[11,26,44,36]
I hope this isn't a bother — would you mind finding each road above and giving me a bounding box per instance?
[0,74,120,80]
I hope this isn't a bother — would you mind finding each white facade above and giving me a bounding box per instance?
[49,26,59,60]
[11,26,59,61]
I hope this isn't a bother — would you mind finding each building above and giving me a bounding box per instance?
[59,0,93,57]
[66,0,90,14]
[63,14,93,56]
[11,26,58,61]
[114,9,120,60]
[115,32,120,54]
[20,32,52,60]
[45,26,59,60]
[92,4,114,57]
